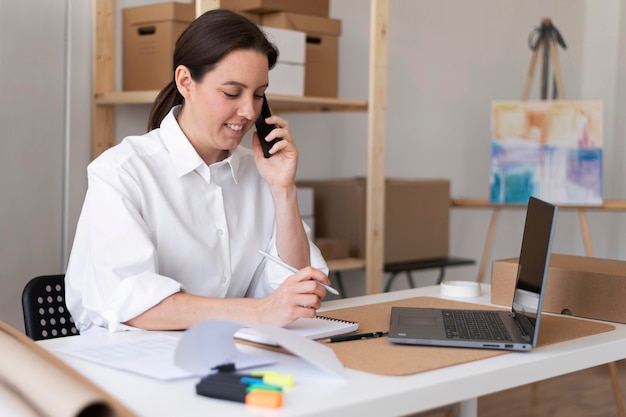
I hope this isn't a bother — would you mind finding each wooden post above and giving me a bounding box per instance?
[92,0,116,159]
[365,0,388,295]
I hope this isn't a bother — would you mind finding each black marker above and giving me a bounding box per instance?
[321,331,387,343]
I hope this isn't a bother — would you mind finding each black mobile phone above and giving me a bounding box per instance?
[255,95,282,158]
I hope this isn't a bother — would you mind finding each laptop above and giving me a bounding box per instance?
[388,196,558,351]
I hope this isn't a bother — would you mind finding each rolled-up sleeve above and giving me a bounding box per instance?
[66,159,182,333]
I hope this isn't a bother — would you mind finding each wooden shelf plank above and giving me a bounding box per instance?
[95,90,160,105]
[95,91,368,112]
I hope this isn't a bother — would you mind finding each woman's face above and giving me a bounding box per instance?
[178,49,269,160]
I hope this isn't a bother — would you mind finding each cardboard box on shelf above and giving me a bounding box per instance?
[262,12,341,97]
[219,0,329,17]
[315,238,351,261]
[296,178,451,263]
[123,2,195,91]
[491,254,626,324]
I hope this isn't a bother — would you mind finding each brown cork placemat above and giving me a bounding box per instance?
[318,297,615,376]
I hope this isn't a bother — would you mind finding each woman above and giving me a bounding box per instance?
[65,9,329,333]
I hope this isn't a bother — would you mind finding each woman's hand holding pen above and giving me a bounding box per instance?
[258,266,329,327]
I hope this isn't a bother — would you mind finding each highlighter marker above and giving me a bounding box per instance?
[196,380,282,408]
[253,372,293,387]
[246,390,283,408]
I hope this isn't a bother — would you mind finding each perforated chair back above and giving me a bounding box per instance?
[22,274,79,340]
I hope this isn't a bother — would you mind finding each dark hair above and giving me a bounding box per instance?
[147,9,279,131]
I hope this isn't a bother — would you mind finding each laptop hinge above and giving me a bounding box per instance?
[511,312,533,342]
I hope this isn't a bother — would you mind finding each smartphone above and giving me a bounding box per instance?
[255,95,282,158]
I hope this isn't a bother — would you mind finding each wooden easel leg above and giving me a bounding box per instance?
[549,38,566,99]
[540,40,550,99]
[522,48,540,100]
[578,209,593,257]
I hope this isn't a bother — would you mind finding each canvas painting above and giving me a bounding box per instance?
[490,100,603,205]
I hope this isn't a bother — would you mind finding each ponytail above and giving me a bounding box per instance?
[147,81,182,131]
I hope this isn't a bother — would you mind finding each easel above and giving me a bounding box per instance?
[519,18,625,417]
[474,19,569,286]
[522,18,566,100]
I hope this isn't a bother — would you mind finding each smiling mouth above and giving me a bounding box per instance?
[227,123,244,132]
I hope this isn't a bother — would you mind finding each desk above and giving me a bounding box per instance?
[39,285,626,417]
[451,198,626,283]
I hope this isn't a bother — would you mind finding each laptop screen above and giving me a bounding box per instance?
[511,197,558,334]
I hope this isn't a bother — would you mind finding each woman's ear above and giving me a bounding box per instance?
[174,65,193,99]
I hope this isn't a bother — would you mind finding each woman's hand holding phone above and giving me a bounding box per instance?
[255,95,282,158]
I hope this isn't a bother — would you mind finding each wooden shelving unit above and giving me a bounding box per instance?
[93,0,388,295]
[96,90,368,112]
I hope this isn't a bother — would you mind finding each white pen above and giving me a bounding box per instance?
[258,249,340,296]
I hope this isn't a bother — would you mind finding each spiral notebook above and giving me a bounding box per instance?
[235,316,359,346]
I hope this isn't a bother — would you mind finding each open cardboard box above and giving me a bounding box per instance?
[491,254,626,324]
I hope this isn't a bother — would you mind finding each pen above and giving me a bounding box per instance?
[321,331,388,343]
[258,249,340,296]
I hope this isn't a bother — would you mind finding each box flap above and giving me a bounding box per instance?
[124,3,195,26]
[262,12,341,36]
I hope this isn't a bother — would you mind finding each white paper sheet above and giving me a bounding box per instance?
[54,333,194,381]
[53,320,347,382]
[175,320,347,380]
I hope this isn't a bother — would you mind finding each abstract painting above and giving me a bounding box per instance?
[490,100,603,205]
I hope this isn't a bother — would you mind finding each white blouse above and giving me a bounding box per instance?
[65,106,327,333]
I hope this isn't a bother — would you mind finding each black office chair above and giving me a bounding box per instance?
[22,274,79,341]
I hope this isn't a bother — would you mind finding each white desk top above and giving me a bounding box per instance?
[39,285,626,417]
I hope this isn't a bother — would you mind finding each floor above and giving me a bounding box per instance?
[412,359,626,417]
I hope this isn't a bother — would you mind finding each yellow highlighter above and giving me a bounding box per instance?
[251,371,295,388]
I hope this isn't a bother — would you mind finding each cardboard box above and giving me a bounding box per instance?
[315,238,351,260]
[262,12,340,97]
[491,254,626,324]
[219,0,329,17]
[123,3,195,91]
[296,178,450,263]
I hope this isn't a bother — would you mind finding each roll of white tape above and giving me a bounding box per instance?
[440,281,481,298]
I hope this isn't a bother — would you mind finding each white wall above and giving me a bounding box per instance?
[1,0,625,329]
[1,1,66,330]
[0,0,92,331]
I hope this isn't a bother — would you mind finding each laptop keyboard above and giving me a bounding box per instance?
[442,310,512,341]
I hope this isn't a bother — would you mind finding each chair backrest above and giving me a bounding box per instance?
[22,274,79,340]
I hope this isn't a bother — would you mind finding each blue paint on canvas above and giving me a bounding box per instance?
[490,101,603,205]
